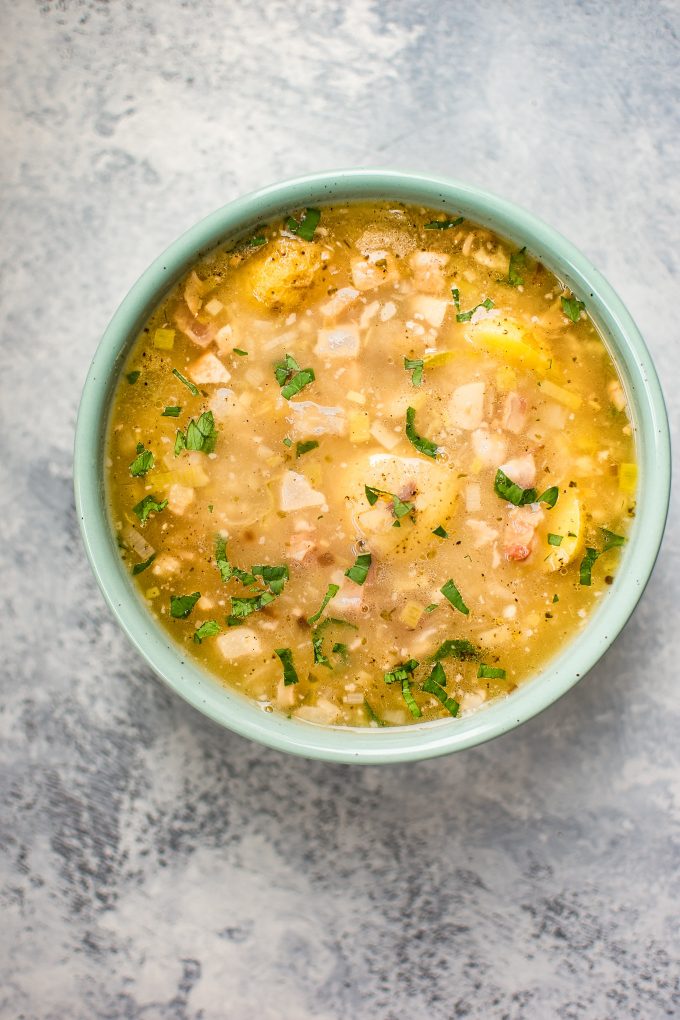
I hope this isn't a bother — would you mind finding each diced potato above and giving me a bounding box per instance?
[244,238,323,312]
[314,324,360,359]
[541,488,584,572]
[145,586,160,600]
[204,298,224,316]
[538,378,582,410]
[399,601,424,629]
[449,381,486,430]
[288,400,347,440]
[153,328,175,350]
[350,251,398,291]
[294,699,342,725]
[216,629,262,660]
[279,471,326,511]
[410,294,448,327]
[409,251,449,294]
[152,462,210,489]
[349,410,371,443]
[321,287,360,319]
[187,352,231,385]
[167,483,195,515]
[466,318,551,374]
[619,462,638,493]
[370,419,401,451]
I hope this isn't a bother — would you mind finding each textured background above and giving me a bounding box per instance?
[1,1,679,1017]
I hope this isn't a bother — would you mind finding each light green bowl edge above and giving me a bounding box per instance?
[73,168,671,765]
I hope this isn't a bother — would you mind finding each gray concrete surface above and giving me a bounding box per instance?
[1,1,679,1017]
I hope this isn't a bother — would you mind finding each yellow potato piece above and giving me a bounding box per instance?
[465,318,551,374]
[243,237,323,312]
[541,488,584,572]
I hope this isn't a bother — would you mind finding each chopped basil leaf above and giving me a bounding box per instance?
[162,405,182,417]
[132,495,168,524]
[384,658,419,685]
[251,564,289,595]
[432,525,448,538]
[233,347,248,356]
[307,583,340,626]
[364,484,414,519]
[404,357,424,387]
[246,236,267,248]
[193,620,220,644]
[283,437,292,448]
[424,603,439,614]
[561,295,586,322]
[440,578,469,616]
[126,370,141,385]
[401,676,422,718]
[579,547,600,586]
[364,699,385,726]
[129,443,154,477]
[174,429,186,456]
[538,486,559,508]
[296,440,319,457]
[275,647,299,685]
[227,590,276,625]
[547,533,563,546]
[172,367,200,396]
[552,593,559,603]
[286,207,321,242]
[132,552,156,575]
[431,638,478,661]
[456,297,494,323]
[274,352,315,400]
[451,287,461,310]
[502,246,527,287]
[405,406,438,459]
[169,591,201,619]
[422,662,459,716]
[601,528,626,551]
[332,642,349,662]
[312,631,332,668]
[494,468,538,506]
[478,663,506,680]
[175,411,217,455]
[345,552,372,585]
[424,216,464,230]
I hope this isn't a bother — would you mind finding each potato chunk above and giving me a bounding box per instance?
[245,238,323,312]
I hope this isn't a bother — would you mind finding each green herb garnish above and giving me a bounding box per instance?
[451,287,461,310]
[296,440,319,458]
[132,553,156,576]
[227,591,277,625]
[162,405,182,417]
[440,578,469,616]
[404,357,424,387]
[456,297,494,323]
[365,485,414,520]
[384,659,419,685]
[345,552,372,585]
[193,620,221,644]
[424,603,439,614]
[547,533,563,546]
[283,437,292,448]
[405,406,438,459]
[502,246,527,287]
[422,662,459,716]
[232,348,248,356]
[364,699,385,726]
[312,631,331,668]
[307,583,340,626]
[494,469,559,508]
[478,663,507,680]
[431,638,478,661]
[251,564,289,595]
[579,547,600,585]
[561,295,586,322]
[400,676,422,718]
[601,528,626,551]
[170,591,201,619]
[175,410,218,456]
[332,642,349,662]
[274,352,316,400]
[172,367,200,396]
[126,370,141,385]
[129,443,154,477]
[432,525,448,538]
[132,495,168,524]
[553,594,559,603]
[424,216,464,230]
[275,647,299,686]
[286,207,321,242]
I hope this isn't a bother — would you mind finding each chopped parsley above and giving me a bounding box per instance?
[345,552,372,585]
[365,484,414,520]
[432,525,448,538]
[283,437,292,448]
[169,591,201,619]
[126,370,141,385]
[132,553,156,576]
[422,662,459,716]
[174,410,218,455]
[601,528,626,551]
[251,563,289,595]
[162,405,182,417]
[502,246,527,287]
[547,533,563,546]
[552,594,559,603]
[456,297,494,323]
[478,663,507,680]
[193,620,221,644]
[405,406,438,459]
[561,295,586,322]
[275,647,299,685]
[286,207,321,242]
[424,603,439,613]
[364,699,385,726]
[227,591,277,625]
[404,356,424,387]
[424,216,464,230]
[579,547,600,585]
[274,352,315,400]
[307,583,340,625]
[296,440,319,458]
[332,642,349,662]
[494,469,559,508]
[172,367,200,396]
[129,443,154,477]
[132,494,168,524]
[244,235,267,248]
[431,638,478,661]
[311,630,331,668]
[451,287,461,310]
[440,578,469,616]
[232,348,248,356]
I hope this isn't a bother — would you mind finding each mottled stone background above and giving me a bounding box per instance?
[1,1,679,1017]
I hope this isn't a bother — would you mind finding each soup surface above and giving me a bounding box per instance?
[107,202,636,727]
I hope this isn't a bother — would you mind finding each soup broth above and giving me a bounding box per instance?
[107,202,636,727]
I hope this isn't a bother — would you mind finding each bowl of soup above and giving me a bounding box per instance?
[74,170,670,763]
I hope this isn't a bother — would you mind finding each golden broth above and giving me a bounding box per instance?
[107,203,636,727]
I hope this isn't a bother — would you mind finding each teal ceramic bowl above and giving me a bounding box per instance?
[74,169,671,764]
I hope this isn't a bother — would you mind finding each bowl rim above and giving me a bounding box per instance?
[74,168,671,764]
